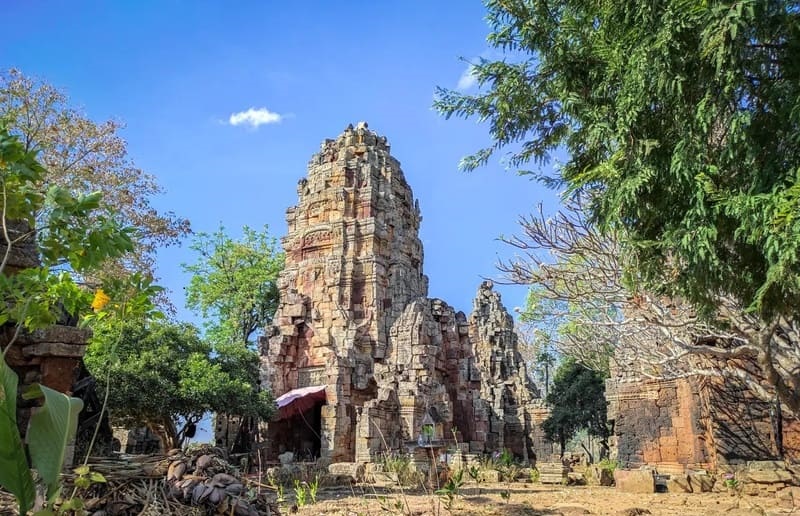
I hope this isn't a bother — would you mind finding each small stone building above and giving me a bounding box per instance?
[258,123,553,463]
[607,364,800,473]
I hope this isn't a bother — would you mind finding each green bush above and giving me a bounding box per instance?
[598,458,619,472]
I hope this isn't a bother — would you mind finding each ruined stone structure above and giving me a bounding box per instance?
[260,123,551,463]
[2,221,90,463]
[607,366,800,473]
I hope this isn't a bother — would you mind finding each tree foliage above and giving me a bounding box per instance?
[0,126,134,334]
[183,224,284,348]
[437,1,800,415]
[0,128,133,514]
[0,69,190,281]
[436,0,800,317]
[542,358,609,457]
[182,226,283,446]
[84,319,274,449]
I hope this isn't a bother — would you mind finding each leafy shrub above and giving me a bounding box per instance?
[598,458,619,473]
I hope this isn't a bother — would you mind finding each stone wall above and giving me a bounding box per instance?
[112,426,162,454]
[607,373,800,473]
[259,123,553,463]
[5,326,90,438]
[606,377,712,472]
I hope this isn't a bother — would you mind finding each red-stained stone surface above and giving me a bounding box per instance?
[607,372,799,473]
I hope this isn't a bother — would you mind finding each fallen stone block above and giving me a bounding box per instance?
[567,471,586,485]
[667,474,692,493]
[480,469,501,483]
[746,469,793,484]
[747,460,786,472]
[328,462,366,483]
[688,473,715,493]
[539,462,568,484]
[614,469,655,494]
[320,473,358,486]
[599,469,614,486]
[778,486,800,509]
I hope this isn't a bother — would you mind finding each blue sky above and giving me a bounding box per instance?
[3,1,560,319]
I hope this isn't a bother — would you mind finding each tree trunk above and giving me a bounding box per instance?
[773,393,784,459]
[580,442,594,464]
[599,436,610,460]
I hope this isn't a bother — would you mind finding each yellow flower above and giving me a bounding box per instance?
[91,289,111,312]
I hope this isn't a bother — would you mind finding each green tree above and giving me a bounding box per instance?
[437,1,800,414]
[0,128,134,513]
[183,225,284,348]
[0,69,191,282]
[182,225,283,450]
[542,359,609,459]
[84,319,274,450]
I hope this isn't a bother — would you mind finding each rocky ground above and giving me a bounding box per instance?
[293,483,796,516]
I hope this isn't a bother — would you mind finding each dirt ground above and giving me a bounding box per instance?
[294,482,794,516]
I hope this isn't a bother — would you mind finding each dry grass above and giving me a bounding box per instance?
[293,482,788,516]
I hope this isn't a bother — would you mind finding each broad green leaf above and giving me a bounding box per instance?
[0,361,36,514]
[0,359,18,422]
[23,383,84,496]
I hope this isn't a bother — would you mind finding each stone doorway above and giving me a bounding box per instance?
[268,402,323,460]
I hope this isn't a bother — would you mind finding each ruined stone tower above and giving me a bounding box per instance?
[261,123,552,463]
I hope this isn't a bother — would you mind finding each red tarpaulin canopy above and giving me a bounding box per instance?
[275,385,327,420]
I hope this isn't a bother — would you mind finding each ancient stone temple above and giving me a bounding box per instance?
[260,123,551,463]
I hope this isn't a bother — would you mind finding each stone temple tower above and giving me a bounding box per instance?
[262,122,429,460]
[261,123,551,463]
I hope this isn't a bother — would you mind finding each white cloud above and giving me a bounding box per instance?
[457,64,478,91]
[228,107,283,128]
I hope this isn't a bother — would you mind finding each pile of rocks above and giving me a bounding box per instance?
[729,460,799,499]
[614,460,800,504]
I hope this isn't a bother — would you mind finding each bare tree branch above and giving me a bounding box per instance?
[502,198,800,415]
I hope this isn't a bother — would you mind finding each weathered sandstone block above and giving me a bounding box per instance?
[614,469,655,494]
